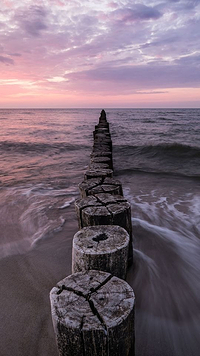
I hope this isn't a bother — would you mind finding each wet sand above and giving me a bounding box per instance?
[0,207,77,356]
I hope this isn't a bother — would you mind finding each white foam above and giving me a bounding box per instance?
[0,184,77,257]
[126,186,200,240]
[58,198,75,209]
[0,239,31,259]
[31,216,66,246]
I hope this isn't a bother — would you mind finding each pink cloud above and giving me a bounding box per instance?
[0,0,199,107]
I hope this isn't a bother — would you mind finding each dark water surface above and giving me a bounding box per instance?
[0,108,200,356]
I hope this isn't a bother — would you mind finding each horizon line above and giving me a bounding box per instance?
[0,107,200,110]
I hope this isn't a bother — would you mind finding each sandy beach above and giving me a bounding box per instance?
[0,206,78,356]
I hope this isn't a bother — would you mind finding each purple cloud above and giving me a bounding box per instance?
[159,0,200,11]
[110,4,162,23]
[66,59,200,93]
[15,5,48,37]
[175,53,200,66]
[9,53,22,57]
[0,55,14,65]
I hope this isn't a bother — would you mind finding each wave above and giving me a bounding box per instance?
[145,143,200,158]
[114,143,200,179]
[0,140,90,154]
[116,143,200,158]
[115,167,200,180]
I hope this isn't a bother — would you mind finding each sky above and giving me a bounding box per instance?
[0,0,200,108]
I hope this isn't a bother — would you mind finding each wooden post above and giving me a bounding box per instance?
[75,193,133,266]
[95,122,109,130]
[90,156,112,169]
[89,162,110,170]
[93,131,110,140]
[91,151,112,159]
[72,225,129,279]
[99,109,107,121]
[79,177,123,198]
[93,141,111,148]
[91,151,113,169]
[94,136,112,150]
[50,270,135,356]
[93,132,111,139]
[84,168,113,180]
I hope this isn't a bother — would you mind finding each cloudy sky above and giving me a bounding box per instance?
[0,0,200,107]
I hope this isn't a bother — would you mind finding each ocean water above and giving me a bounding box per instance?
[0,108,200,356]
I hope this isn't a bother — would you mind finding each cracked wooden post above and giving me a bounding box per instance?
[50,270,135,356]
[91,151,113,170]
[75,193,133,266]
[93,131,111,141]
[90,156,112,169]
[84,168,113,180]
[93,142,112,151]
[94,136,112,151]
[72,225,129,279]
[91,150,112,159]
[79,177,123,198]
[89,162,110,170]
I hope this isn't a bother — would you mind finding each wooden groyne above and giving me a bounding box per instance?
[72,225,130,279]
[50,110,135,356]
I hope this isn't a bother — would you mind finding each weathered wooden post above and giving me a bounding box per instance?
[89,162,110,170]
[91,150,112,158]
[50,270,135,356]
[72,225,129,279]
[93,136,112,151]
[75,193,133,265]
[90,156,112,169]
[91,151,113,170]
[84,168,113,180]
[93,132,111,141]
[79,177,123,198]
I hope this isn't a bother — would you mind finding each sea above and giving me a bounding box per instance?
[0,108,200,356]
